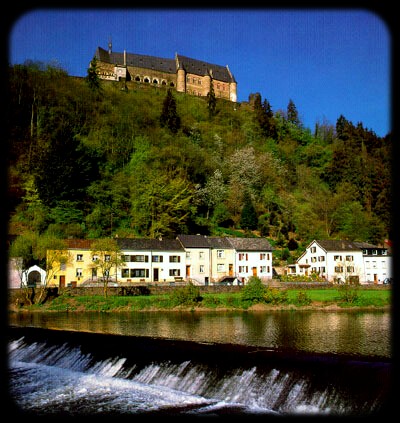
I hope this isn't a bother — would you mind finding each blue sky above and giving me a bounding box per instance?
[8,8,391,137]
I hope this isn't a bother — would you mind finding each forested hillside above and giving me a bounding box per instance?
[7,62,392,262]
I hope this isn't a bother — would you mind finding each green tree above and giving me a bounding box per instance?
[240,191,258,230]
[160,89,181,133]
[206,80,217,118]
[287,98,301,127]
[85,56,101,92]
[35,235,72,304]
[90,238,125,297]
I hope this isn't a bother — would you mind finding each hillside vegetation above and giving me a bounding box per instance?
[7,62,392,264]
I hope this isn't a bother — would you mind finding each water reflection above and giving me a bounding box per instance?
[8,310,391,358]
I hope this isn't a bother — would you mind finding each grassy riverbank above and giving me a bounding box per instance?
[10,285,392,313]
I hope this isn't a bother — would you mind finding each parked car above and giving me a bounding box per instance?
[383,278,392,285]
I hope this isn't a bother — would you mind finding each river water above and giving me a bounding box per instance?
[7,310,393,417]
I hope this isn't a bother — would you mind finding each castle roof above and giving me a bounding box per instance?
[176,54,235,83]
[95,47,235,82]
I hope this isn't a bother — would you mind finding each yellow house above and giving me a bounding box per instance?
[48,239,95,288]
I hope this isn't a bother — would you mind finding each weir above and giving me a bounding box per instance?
[8,326,392,417]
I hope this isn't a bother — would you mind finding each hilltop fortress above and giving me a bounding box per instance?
[93,44,237,102]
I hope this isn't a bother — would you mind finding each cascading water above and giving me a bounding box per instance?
[8,326,392,417]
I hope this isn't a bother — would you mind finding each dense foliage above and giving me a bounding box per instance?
[7,63,392,262]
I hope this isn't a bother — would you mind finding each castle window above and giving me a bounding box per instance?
[170,82,175,87]
[153,79,158,84]
[144,77,150,83]
[135,76,140,82]
[161,80,167,85]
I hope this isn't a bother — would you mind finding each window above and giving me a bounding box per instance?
[372,250,378,255]
[186,252,191,259]
[318,256,325,262]
[169,269,180,276]
[105,255,111,262]
[347,266,354,273]
[346,255,354,262]
[217,250,225,258]
[239,266,248,273]
[260,266,266,273]
[217,264,225,272]
[169,255,181,263]
[311,247,316,253]
[77,254,83,261]
[76,268,82,277]
[335,266,343,273]
[152,255,163,263]
[131,269,148,278]
[60,262,66,271]
[260,253,266,260]
[199,251,204,259]
[334,255,342,261]
[199,265,204,273]
[132,255,148,262]
[121,269,130,278]
[123,255,130,262]
[311,257,317,263]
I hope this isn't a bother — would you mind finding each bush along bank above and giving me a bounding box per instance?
[9,277,391,313]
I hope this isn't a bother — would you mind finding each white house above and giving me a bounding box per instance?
[176,234,213,285]
[227,237,273,283]
[287,239,392,284]
[116,238,186,284]
[176,235,274,285]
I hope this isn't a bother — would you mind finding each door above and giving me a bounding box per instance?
[59,275,65,288]
[252,267,257,277]
[153,268,159,282]
[186,265,191,277]
[229,264,233,276]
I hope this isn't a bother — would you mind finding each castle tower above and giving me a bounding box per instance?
[203,72,211,96]
[226,65,237,102]
[175,53,186,93]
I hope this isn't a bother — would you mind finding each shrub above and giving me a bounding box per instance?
[241,276,267,303]
[169,282,203,306]
[295,290,312,306]
[337,284,359,304]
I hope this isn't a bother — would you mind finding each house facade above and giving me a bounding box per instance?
[286,240,392,284]
[228,238,274,283]
[44,236,273,288]
[94,45,237,102]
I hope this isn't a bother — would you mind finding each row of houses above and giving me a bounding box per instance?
[8,237,392,289]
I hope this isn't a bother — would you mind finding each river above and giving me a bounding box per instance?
[7,310,393,417]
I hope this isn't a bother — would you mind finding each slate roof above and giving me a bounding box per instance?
[227,237,273,251]
[176,234,211,248]
[95,47,235,82]
[315,240,379,252]
[116,238,184,251]
[176,54,235,83]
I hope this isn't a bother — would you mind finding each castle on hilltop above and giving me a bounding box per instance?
[93,43,237,102]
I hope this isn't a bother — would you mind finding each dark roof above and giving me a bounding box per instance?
[315,240,380,252]
[116,238,184,251]
[176,234,211,248]
[96,47,176,74]
[227,238,273,251]
[206,237,233,249]
[95,47,235,82]
[176,54,235,83]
